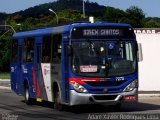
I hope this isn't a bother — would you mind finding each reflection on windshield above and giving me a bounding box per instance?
[72,41,137,77]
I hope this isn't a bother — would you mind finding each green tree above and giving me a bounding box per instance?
[0,35,12,72]
[143,17,160,28]
[12,14,24,23]
[103,7,126,22]
[58,9,82,22]
[144,20,160,28]
[125,6,145,27]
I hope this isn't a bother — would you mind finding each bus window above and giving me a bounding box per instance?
[42,36,52,63]
[11,40,18,63]
[24,38,34,63]
[52,35,62,64]
[36,46,42,63]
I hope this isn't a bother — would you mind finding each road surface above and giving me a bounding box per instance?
[0,88,160,120]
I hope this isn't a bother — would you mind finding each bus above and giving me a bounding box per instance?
[11,21,142,110]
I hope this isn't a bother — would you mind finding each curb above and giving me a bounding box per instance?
[0,86,11,90]
[138,94,160,97]
[0,79,10,81]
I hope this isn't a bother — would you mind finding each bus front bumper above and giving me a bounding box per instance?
[69,88,138,106]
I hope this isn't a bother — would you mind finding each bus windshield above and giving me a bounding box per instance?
[72,40,137,77]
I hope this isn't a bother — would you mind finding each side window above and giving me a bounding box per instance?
[42,36,52,63]
[37,45,42,63]
[11,40,18,63]
[24,38,34,63]
[52,35,62,64]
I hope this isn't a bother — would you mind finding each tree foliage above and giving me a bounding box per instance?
[143,17,160,28]
[103,7,126,23]
[125,6,145,27]
[0,35,11,72]
[103,6,145,27]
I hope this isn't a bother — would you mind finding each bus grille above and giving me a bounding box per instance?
[89,88,122,94]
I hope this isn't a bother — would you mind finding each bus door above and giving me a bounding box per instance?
[52,34,70,103]
[61,34,70,103]
[40,36,53,101]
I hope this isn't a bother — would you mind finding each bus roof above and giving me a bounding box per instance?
[13,22,133,39]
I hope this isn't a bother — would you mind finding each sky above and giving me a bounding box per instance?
[0,0,159,17]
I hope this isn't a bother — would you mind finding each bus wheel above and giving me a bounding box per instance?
[54,88,63,111]
[24,84,32,105]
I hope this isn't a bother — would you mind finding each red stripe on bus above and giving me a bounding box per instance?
[69,77,101,85]
[32,67,41,97]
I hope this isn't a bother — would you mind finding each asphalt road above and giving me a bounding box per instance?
[0,88,160,120]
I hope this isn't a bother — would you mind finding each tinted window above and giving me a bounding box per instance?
[42,36,52,63]
[24,38,34,62]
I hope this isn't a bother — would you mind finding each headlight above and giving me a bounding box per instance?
[123,80,138,92]
[70,81,88,93]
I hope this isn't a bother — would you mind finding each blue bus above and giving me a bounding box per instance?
[11,22,141,110]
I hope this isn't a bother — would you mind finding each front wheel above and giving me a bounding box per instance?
[54,88,63,111]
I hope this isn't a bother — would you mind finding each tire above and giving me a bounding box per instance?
[54,88,63,111]
[24,84,32,105]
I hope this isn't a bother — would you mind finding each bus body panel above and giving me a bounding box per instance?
[41,63,52,101]
[11,63,18,93]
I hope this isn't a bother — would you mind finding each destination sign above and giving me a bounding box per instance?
[72,26,135,39]
[83,29,120,36]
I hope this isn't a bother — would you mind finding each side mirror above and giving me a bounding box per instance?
[67,45,73,56]
[138,43,143,62]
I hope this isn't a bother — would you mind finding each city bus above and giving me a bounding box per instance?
[11,21,142,110]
